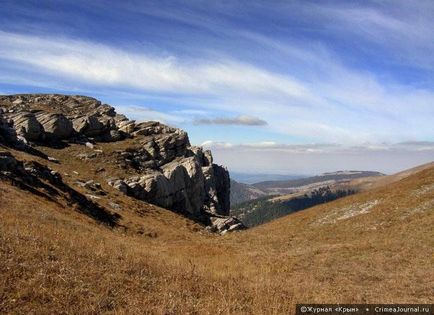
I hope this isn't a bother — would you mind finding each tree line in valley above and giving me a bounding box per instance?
[232,186,356,227]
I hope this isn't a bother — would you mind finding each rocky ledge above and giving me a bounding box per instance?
[0,94,245,234]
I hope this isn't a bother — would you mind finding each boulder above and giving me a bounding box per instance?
[136,173,171,206]
[117,120,136,134]
[203,150,213,166]
[110,134,230,219]
[162,157,205,214]
[132,121,177,137]
[208,216,246,234]
[72,115,105,137]
[7,111,44,141]
[36,113,73,139]
[101,129,124,142]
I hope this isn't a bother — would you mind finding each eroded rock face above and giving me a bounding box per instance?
[111,150,230,217]
[0,94,239,232]
[6,111,44,141]
[108,133,232,218]
[72,115,106,137]
[35,112,74,139]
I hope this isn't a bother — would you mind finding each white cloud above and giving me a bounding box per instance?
[0,31,309,98]
[1,29,434,144]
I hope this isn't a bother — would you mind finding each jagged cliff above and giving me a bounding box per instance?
[0,94,244,233]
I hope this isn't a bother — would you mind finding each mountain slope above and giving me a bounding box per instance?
[0,94,433,314]
[236,164,434,304]
[2,146,433,313]
[347,161,434,192]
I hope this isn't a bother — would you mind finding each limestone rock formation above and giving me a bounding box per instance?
[35,112,74,139]
[109,144,230,217]
[207,216,246,234]
[72,115,106,137]
[0,94,244,233]
[6,111,44,141]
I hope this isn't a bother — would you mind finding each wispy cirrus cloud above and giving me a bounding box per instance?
[1,1,433,173]
[1,1,434,151]
[1,28,434,146]
[0,31,309,99]
[314,2,434,71]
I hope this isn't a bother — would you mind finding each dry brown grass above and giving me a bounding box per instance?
[0,143,433,314]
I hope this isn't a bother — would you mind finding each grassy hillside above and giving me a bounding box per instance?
[1,142,433,313]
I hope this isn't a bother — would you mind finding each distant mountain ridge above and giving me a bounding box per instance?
[230,170,385,208]
[230,172,304,185]
[253,170,384,194]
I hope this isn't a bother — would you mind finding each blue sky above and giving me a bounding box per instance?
[1,0,433,174]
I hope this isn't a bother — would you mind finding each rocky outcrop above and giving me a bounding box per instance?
[35,112,74,139]
[207,216,247,234]
[108,145,231,217]
[72,115,106,137]
[203,164,231,216]
[0,94,244,233]
[6,111,44,141]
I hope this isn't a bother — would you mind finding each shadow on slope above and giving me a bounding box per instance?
[0,157,120,227]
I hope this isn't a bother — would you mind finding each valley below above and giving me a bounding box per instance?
[231,170,386,227]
